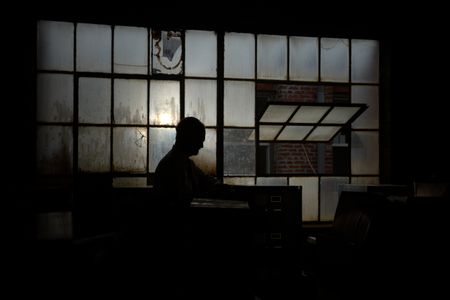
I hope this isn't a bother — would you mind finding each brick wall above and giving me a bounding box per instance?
[257,84,347,174]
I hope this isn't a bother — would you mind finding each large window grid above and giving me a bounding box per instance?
[36,20,380,222]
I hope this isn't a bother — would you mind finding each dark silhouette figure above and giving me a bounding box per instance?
[153,116,227,255]
[153,117,249,299]
[154,116,226,209]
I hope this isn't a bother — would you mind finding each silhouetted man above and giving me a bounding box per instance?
[154,116,226,209]
[153,117,238,298]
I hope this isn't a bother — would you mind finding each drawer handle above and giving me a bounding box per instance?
[270,196,281,203]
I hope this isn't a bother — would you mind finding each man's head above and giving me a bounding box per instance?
[175,117,206,156]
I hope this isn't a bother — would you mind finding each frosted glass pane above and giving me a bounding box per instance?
[78,127,110,172]
[114,79,147,124]
[152,30,183,75]
[224,81,255,126]
[290,177,319,222]
[277,126,313,141]
[260,105,296,122]
[191,129,216,176]
[224,129,255,176]
[248,130,256,141]
[351,85,379,129]
[306,126,340,141]
[224,32,255,79]
[256,177,287,186]
[37,73,73,122]
[113,127,147,173]
[148,127,176,172]
[320,177,349,221]
[185,79,217,126]
[37,21,74,71]
[76,23,111,73]
[79,77,111,123]
[112,177,148,187]
[259,125,282,140]
[351,131,379,175]
[223,177,255,186]
[320,38,349,82]
[351,39,379,83]
[114,26,148,74]
[289,36,318,81]
[36,125,73,174]
[290,106,329,123]
[257,35,287,80]
[322,107,360,124]
[351,177,380,185]
[185,30,217,77]
[149,80,180,125]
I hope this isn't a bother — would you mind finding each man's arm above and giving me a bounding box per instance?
[191,162,234,199]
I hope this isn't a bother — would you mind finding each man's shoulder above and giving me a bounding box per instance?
[155,149,187,172]
[155,152,174,171]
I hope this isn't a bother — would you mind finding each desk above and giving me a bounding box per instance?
[189,185,302,250]
[189,186,303,298]
[189,197,252,249]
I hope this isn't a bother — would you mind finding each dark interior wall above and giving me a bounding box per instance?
[388,24,449,183]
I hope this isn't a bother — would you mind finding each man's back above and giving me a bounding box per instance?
[154,146,195,209]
